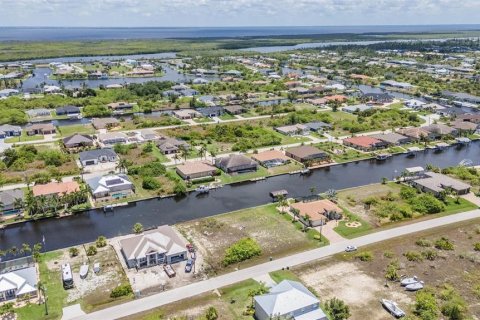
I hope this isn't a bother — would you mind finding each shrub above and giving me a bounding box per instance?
[410,194,445,214]
[416,238,432,247]
[414,288,439,320]
[96,236,107,248]
[174,182,187,196]
[474,243,480,251]
[142,176,161,190]
[355,251,373,262]
[69,247,79,257]
[383,250,395,258]
[325,297,351,320]
[435,237,454,250]
[110,284,133,298]
[222,238,262,266]
[205,306,218,320]
[385,260,400,281]
[132,223,143,234]
[439,285,467,320]
[422,250,438,261]
[404,250,423,262]
[86,245,97,256]
[400,186,417,200]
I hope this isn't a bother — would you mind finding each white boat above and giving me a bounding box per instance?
[376,153,391,161]
[300,168,310,175]
[381,299,406,318]
[405,281,424,291]
[195,185,210,193]
[401,276,419,286]
[103,205,113,212]
[79,263,89,279]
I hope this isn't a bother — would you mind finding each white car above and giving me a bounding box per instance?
[345,245,358,252]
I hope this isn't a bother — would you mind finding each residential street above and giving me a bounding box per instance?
[72,209,480,320]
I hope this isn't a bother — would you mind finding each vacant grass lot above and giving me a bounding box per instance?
[316,141,373,163]
[56,124,95,137]
[5,132,44,143]
[176,204,324,275]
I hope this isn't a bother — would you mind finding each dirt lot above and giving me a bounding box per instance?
[176,203,321,274]
[46,244,131,313]
[294,218,480,319]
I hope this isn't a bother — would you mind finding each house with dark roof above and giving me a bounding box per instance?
[304,121,332,132]
[56,105,81,116]
[197,106,224,118]
[0,189,24,215]
[285,146,329,164]
[107,102,133,111]
[215,154,258,174]
[223,105,246,115]
[0,124,21,138]
[156,137,190,155]
[362,93,394,104]
[63,134,94,149]
[79,148,118,167]
[275,124,309,136]
[119,225,187,269]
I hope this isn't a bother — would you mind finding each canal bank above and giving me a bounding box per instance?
[0,141,479,252]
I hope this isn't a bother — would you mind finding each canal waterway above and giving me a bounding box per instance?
[1,142,479,252]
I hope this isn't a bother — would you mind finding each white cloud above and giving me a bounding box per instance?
[0,0,479,26]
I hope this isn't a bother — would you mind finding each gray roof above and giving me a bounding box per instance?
[215,154,257,169]
[0,189,24,207]
[0,124,21,132]
[423,123,457,135]
[414,171,471,193]
[371,132,410,144]
[157,138,189,152]
[79,148,117,162]
[254,280,323,317]
[343,104,373,113]
[304,121,332,130]
[63,134,93,146]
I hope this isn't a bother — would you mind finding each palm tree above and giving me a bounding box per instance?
[198,144,208,160]
[178,145,189,162]
[21,243,31,256]
[13,197,24,212]
[277,195,288,213]
[116,159,130,173]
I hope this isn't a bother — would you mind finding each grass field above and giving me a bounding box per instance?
[5,132,44,143]
[56,124,95,137]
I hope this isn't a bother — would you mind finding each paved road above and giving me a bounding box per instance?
[73,209,480,320]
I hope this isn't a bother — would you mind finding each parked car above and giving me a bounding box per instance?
[163,264,176,278]
[345,245,357,252]
[185,259,193,273]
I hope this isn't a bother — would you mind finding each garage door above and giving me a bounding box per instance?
[85,160,95,166]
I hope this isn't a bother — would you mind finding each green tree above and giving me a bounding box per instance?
[86,245,97,256]
[205,306,218,320]
[325,297,351,320]
[96,236,107,248]
[133,222,144,234]
[69,247,79,257]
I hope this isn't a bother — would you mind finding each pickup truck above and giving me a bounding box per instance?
[163,264,176,278]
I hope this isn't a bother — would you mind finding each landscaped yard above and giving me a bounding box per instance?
[176,204,325,275]
[316,141,373,163]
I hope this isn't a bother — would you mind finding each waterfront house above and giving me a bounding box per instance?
[215,154,258,174]
[451,120,478,134]
[176,161,217,180]
[285,146,329,164]
[26,108,51,119]
[56,105,81,117]
[0,89,20,98]
[0,189,24,215]
[63,134,94,149]
[324,95,347,103]
[79,148,118,167]
[97,132,128,146]
[409,171,471,196]
[252,150,290,168]
[32,181,80,198]
[397,127,433,141]
[0,124,22,138]
[275,124,309,136]
[172,109,201,120]
[0,266,38,302]
[362,93,394,104]
[223,105,246,115]
[91,117,121,130]
[456,114,480,124]
[156,137,190,155]
[343,136,386,151]
[107,102,133,112]
[197,106,224,118]
[290,199,343,227]
[370,133,411,146]
[86,174,134,202]
[380,80,414,90]
[254,280,328,320]
[25,123,56,136]
[120,225,188,269]
[422,124,458,139]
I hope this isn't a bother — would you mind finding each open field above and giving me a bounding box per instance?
[4,132,44,143]
[56,124,95,137]
[176,204,325,275]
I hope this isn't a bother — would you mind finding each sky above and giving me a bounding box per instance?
[1,0,480,27]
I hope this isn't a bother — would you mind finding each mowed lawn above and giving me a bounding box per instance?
[176,204,323,273]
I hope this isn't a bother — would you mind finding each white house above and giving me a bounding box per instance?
[119,225,188,269]
[0,266,38,302]
[254,280,328,320]
[86,174,135,202]
[79,148,118,167]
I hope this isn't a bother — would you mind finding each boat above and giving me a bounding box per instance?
[400,276,419,286]
[79,263,89,279]
[405,281,424,291]
[455,137,471,145]
[103,205,114,213]
[300,168,310,175]
[381,299,406,318]
[195,185,210,194]
[376,153,391,161]
[434,142,449,151]
[406,147,421,157]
